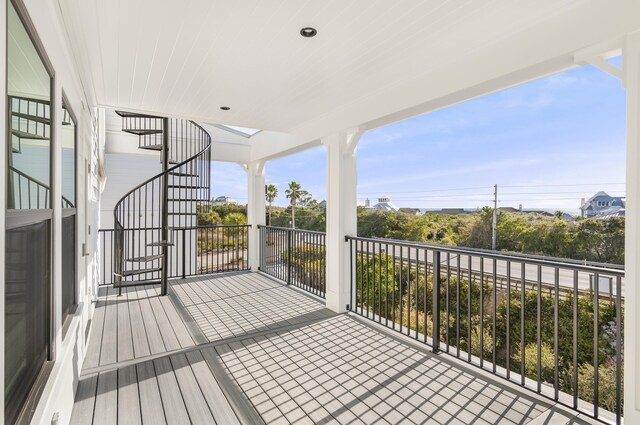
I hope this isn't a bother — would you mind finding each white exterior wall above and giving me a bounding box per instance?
[0,0,101,424]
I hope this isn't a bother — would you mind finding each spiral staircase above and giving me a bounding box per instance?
[112,112,211,295]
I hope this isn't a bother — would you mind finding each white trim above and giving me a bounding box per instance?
[624,30,640,424]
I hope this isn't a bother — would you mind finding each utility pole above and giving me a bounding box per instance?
[492,184,498,251]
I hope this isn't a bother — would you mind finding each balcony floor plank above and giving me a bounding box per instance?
[73,272,586,425]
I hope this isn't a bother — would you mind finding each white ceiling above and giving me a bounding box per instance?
[59,0,590,132]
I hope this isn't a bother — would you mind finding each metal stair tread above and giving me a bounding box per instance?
[114,267,162,277]
[169,171,198,177]
[124,129,163,136]
[169,185,207,189]
[125,254,163,262]
[115,110,162,119]
[12,111,51,125]
[11,129,49,140]
[147,241,174,247]
[139,144,163,151]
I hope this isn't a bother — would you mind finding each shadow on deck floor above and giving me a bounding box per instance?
[71,272,598,425]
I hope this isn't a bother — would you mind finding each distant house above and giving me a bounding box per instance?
[212,196,238,206]
[399,208,421,216]
[580,191,625,218]
[316,200,327,210]
[372,197,398,212]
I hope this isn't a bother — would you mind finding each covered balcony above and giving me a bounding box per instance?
[2,1,640,425]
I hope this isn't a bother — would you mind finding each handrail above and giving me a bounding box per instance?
[9,165,74,208]
[257,224,327,236]
[112,120,211,216]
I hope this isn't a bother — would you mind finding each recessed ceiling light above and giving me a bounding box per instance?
[220,106,230,111]
[300,27,317,38]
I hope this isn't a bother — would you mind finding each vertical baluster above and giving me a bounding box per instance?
[445,252,450,353]
[594,272,600,418]
[468,255,472,363]
[480,256,484,368]
[456,253,461,358]
[407,246,411,335]
[505,261,511,379]
[573,269,579,409]
[554,267,559,401]
[537,264,542,393]
[392,244,396,329]
[615,275,622,424]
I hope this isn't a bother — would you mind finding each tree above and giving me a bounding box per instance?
[265,184,278,226]
[285,181,308,228]
[223,212,247,226]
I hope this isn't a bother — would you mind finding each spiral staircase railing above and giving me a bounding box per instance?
[112,114,211,295]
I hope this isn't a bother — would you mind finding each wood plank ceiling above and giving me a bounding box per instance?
[58,0,586,131]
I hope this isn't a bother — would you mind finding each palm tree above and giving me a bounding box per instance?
[265,184,278,225]
[285,181,308,228]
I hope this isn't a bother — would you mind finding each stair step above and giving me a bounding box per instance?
[168,198,200,202]
[12,111,51,125]
[169,171,198,177]
[125,254,163,262]
[114,267,162,277]
[147,240,174,247]
[11,129,49,140]
[169,185,207,189]
[115,279,162,288]
[115,110,162,119]
[124,129,163,136]
[12,147,20,153]
[139,144,163,151]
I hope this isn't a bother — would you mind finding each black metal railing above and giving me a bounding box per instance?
[112,116,211,294]
[99,224,250,286]
[258,225,326,298]
[8,165,73,209]
[346,235,624,423]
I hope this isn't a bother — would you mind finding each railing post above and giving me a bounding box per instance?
[287,229,292,284]
[181,228,186,279]
[432,250,441,353]
[160,117,169,296]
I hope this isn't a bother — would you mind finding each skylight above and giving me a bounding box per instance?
[221,125,261,137]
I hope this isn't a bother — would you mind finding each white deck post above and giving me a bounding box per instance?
[324,130,362,313]
[246,160,266,271]
[625,30,640,423]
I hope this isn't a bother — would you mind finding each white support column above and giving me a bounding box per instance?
[323,130,362,313]
[624,30,640,423]
[246,160,266,271]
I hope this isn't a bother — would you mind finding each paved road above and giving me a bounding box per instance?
[362,244,624,298]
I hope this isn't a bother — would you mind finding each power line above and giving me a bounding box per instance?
[500,182,625,188]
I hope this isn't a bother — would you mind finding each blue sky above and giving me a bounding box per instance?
[212,60,626,214]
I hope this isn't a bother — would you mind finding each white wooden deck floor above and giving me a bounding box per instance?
[71,272,597,425]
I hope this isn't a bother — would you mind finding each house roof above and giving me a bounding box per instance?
[580,191,625,210]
